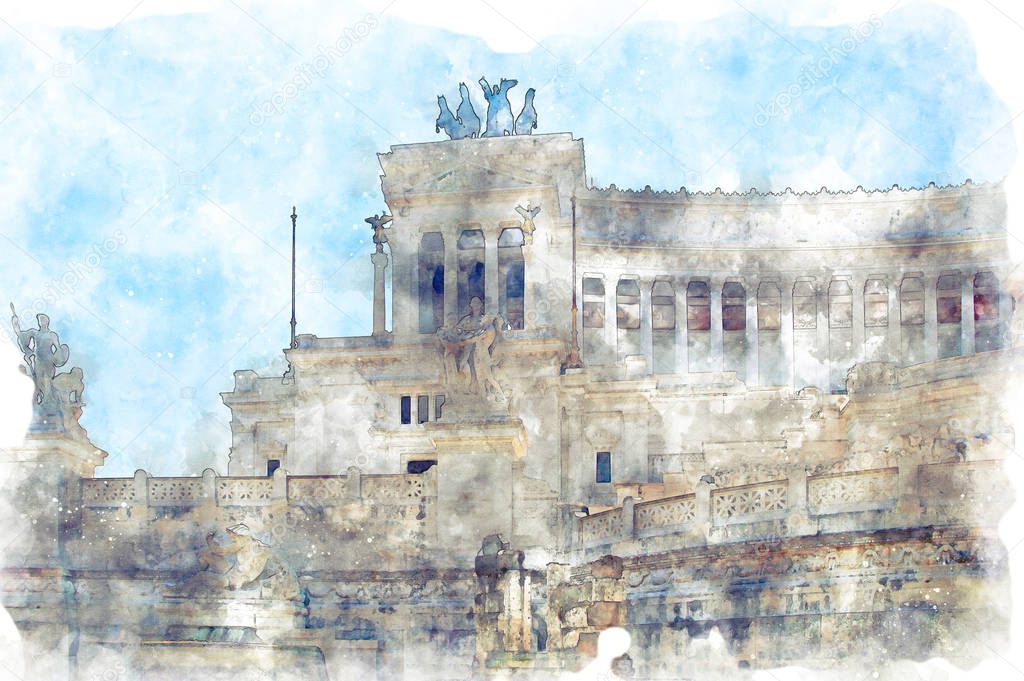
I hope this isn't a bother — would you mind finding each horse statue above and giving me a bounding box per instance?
[514,87,537,135]
[456,82,481,138]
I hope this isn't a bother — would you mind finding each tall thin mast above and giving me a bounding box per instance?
[563,195,583,371]
[290,206,297,349]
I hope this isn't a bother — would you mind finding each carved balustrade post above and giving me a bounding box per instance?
[202,467,217,506]
[272,466,287,501]
[621,495,636,540]
[346,466,362,501]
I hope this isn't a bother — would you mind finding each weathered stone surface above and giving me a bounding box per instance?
[590,555,624,579]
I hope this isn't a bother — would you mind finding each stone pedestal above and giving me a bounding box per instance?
[426,419,527,564]
[0,429,107,681]
[371,250,389,336]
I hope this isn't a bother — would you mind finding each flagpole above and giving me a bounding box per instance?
[563,194,583,371]
[290,206,297,349]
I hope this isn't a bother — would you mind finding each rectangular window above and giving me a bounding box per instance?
[757,282,781,331]
[417,395,430,423]
[722,282,746,331]
[828,280,853,329]
[937,273,962,324]
[652,280,675,331]
[400,395,411,424]
[434,394,446,420]
[900,276,925,325]
[793,280,816,329]
[407,460,437,474]
[583,301,605,328]
[266,459,280,477]
[616,279,641,330]
[595,451,612,484]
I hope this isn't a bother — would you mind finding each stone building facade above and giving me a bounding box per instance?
[1,132,1019,680]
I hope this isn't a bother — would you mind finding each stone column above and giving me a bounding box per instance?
[675,276,688,375]
[745,283,758,385]
[484,230,500,316]
[887,278,900,363]
[709,277,724,372]
[605,272,618,359]
[780,276,795,388]
[962,270,976,354]
[695,479,712,538]
[639,278,654,374]
[444,229,458,327]
[851,275,866,364]
[371,250,388,336]
[924,270,939,361]
[622,496,636,539]
[817,282,830,392]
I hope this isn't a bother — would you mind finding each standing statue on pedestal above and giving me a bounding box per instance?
[436,297,507,404]
[515,202,541,244]
[365,212,392,253]
[479,77,518,137]
[10,304,86,434]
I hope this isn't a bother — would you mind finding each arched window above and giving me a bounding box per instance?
[793,280,816,329]
[582,277,605,328]
[974,272,999,322]
[864,278,888,327]
[418,232,444,333]
[722,281,746,331]
[899,275,924,325]
[686,281,710,331]
[498,228,525,330]
[936,273,961,324]
[616,278,640,329]
[652,280,675,330]
[828,280,852,328]
[757,282,781,331]
[457,229,485,316]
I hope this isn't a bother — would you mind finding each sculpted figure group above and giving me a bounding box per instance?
[436,77,537,140]
[435,296,507,404]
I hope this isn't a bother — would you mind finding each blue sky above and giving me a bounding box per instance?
[0,0,1017,475]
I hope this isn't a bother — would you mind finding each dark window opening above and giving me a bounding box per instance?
[434,394,445,420]
[652,280,675,331]
[793,280,817,329]
[828,279,853,329]
[417,395,429,424]
[407,460,437,474]
[974,272,999,322]
[900,275,924,326]
[722,281,746,331]
[864,278,888,327]
[266,459,280,477]
[937,273,962,324]
[687,281,710,331]
[757,282,781,331]
[595,451,612,483]
[583,277,605,328]
[616,279,640,329]
[418,232,445,333]
[400,395,411,424]
[458,229,486,316]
